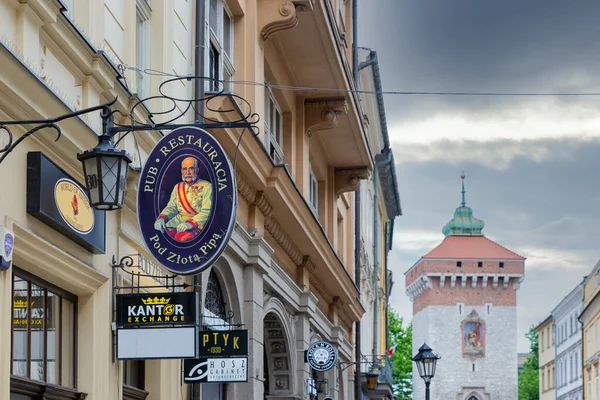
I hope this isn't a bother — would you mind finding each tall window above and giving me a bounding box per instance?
[594,321,598,352]
[308,165,318,216]
[11,270,76,387]
[594,364,600,400]
[206,0,234,92]
[541,371,545,391]
[136,0,151,99]
[541,331,545,351]
[264,87,284,163]
[589,329,592,358]
[588,370,592,398]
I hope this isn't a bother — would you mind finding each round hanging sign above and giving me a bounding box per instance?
[137,126,237,275]
[306,341,337,372]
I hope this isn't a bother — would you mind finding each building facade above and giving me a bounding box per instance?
[581,260,600,400]
[0,0,383,399]
[405,178,525,400]
[536,316,556,400]
[356,48,401,399]
[552,282,583,400]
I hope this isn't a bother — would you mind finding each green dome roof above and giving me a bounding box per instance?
[442,175,485,237]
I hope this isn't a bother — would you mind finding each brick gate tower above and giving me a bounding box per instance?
[405,175,525,400]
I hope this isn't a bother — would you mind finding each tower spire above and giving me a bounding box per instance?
[441,172,485,237]
[461,172,466,207]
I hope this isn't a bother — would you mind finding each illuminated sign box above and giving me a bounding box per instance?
[117,326,198,360]
[26,152,106,253]
[115,292,197,328]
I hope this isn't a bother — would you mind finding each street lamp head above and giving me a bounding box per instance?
[366,369,379,390]
[78,134,131,210]
[412,342,440,384]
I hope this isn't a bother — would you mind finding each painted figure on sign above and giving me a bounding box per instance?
[154,157,213,242]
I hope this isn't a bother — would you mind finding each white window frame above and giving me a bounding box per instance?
[206,0,234,93]
[136,0,152,99]
[308,165,318,215]
[264,86,284,163]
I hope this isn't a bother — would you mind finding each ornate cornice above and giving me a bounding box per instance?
[255,191,274,217]
[236,172,256,204]
[302,256,316,274]
[305,98,348,137]
[260,0,299,41]
[335,167,370,195]
[264,216,304,265]
[310,273,334,304]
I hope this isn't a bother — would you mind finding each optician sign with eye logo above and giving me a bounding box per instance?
[305,341,338,372]
[183,357,248,383]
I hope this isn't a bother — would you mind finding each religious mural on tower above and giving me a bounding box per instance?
[462,310,485,357]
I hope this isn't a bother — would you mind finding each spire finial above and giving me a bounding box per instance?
[461,172,466,207]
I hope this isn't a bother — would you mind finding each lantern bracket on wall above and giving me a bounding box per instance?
[0,76,261,210]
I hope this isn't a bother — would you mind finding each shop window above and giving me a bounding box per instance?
[264,87,284,164]
[206,0,234,92]
[11,269,79,397]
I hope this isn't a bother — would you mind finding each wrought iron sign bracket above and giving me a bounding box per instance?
[0,76,261,167]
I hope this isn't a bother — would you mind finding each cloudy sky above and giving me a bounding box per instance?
[358,0,600,352]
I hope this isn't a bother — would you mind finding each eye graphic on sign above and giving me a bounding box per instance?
[187,360,209,381]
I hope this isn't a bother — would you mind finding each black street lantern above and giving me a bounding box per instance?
[412,343,440,400]
[77,111,131,210]
[366,369,379,390]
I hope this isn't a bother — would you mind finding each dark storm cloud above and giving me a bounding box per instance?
[358,0,600,119]
[387,137,600,350]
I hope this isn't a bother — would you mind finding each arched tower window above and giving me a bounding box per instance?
[468,396,480,400]
[205,270,226,319]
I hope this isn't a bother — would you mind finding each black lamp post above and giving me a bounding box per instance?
[77,108,131,210]
[412,343,440,400]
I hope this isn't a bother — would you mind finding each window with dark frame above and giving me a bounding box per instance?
[206,0,234,93]
[478,261,483,268]
[123,360,148,400]
[456,261,462,267]
[11,269,77,389]
[499,262,504,268]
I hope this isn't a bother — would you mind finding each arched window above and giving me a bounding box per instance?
[468,396,480,400]
[205,270,226,319]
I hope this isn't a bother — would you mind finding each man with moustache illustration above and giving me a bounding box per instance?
[154,157,213,242]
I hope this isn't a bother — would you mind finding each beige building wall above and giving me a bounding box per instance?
[0,0,373,399]
[536,316,555,400]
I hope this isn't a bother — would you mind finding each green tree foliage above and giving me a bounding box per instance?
[518,326,539,400]
[388,308,413,399]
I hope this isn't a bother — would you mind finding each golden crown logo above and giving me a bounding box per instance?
[141,296,171,305]
[13,300,28,308]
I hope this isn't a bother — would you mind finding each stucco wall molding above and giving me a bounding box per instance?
[7,218,109,296]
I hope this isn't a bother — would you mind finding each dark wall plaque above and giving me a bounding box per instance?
[197,329,248,357]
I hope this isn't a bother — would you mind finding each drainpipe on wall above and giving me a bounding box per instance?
[371,164,380,365]
[194,0,205,123]
[355,187,362,400]
[193,1,205,399]
[352,2,361,399]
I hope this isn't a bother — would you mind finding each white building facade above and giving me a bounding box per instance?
[553,282,584,400]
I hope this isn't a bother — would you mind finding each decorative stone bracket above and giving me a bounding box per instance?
[305,98,348,137]
[259,0,311,41]
[335,167,369,195]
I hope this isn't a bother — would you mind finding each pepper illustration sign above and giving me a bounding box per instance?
[138,127,237,275]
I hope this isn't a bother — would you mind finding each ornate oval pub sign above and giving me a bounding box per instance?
[138,127,237,275]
